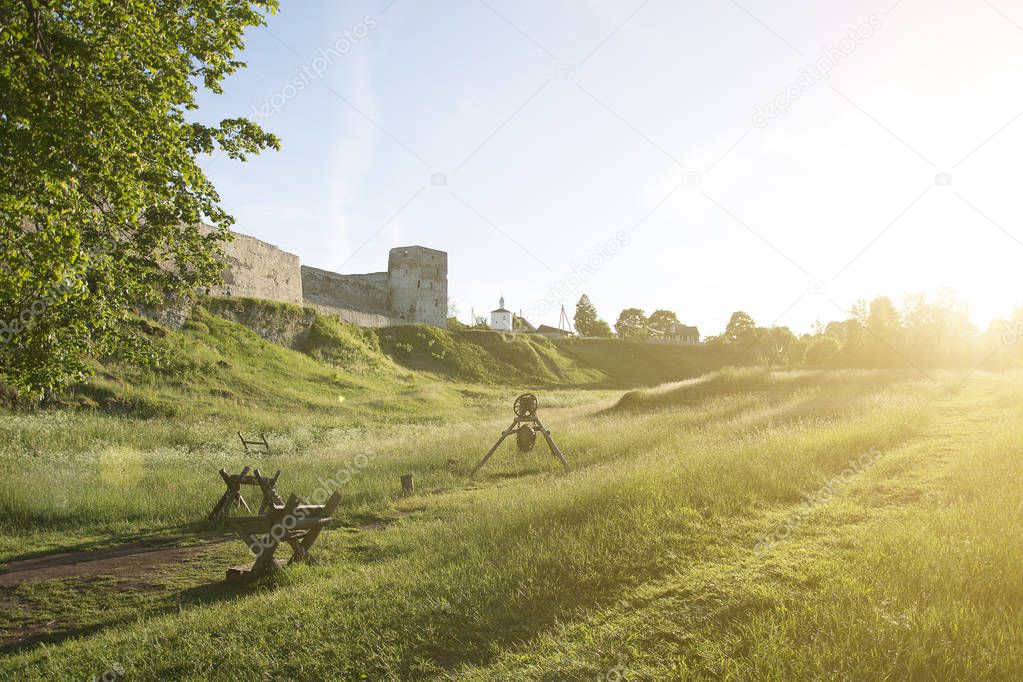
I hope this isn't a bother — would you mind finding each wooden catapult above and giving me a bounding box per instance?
[210,467,345,582]
[225,491,343,583]
[474,393,568,473]
[208,466,284,522]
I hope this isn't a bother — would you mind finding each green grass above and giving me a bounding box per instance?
[1,310,1021,679]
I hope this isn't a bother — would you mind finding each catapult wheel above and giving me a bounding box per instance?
[515,424,537,452]
[513,393,538,418]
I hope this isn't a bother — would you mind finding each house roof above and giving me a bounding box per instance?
[669,324,700,335]
[536,324,572,336]
[514,315,537,332]
[491,307,511,314]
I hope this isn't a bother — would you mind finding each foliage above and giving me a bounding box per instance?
[804,335,841,364]
[614,307,648,339]
[723,310,756,343]
[573,294,599,335]
[588,319,614,338]
[574,294,614,337]
[812,293,984,369]
[0,0,280,397]
[647,309,679,336]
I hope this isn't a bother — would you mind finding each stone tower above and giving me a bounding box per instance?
[387,246,448,326]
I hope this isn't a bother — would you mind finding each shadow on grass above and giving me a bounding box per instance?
[0,522,224,568]
[0,577,266,655]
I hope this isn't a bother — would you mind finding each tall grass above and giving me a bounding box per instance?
[6,370,1004,679]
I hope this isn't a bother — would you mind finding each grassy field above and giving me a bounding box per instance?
[1,311,1021,679]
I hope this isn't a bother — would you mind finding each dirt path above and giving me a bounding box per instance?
[0,537,231,587]
[0,513,412,652]
[0,536,235,651]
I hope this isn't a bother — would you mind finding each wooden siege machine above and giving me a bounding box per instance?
[474,393,568,473]
[209,467,344,583]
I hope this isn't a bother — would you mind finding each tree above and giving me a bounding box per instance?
[573,295,598,335]
[1,0,280,396]
[615,308,648,339]
[804,336,841,364]
[589,319,613,338]
[862,296,902,367]
[648,309,679,336]
[724,311,756,344]
[868,297,900,338]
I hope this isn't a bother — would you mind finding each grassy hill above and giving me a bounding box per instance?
[2,368,1021,678]
[52,297,732,423]
[17,302,1017,679]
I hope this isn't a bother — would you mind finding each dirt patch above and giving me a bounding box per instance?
[0,536,231,587]
[0,537,234,651]
[0,518,405,651]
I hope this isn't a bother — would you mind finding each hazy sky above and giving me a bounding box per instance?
[195,0,1023,336]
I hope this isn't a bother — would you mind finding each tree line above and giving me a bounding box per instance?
[572,292,1023,371]
[573,294,684,339]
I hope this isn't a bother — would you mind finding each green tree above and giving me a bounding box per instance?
[589,319,613,338]
[1,0,280,396]
[804,336,841,364]
[573,294,599,335]
[648,309,680,336]
[615,308,648,339]
[724,311,756,344]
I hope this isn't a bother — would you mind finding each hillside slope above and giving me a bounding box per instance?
[13,297,734,423]
[202,296,729,388]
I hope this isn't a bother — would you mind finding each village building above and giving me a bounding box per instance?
[660,323,701,345]
[489,296,513,331]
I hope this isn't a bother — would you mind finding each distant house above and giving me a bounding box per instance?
[535,324,572,338]
[660,323,701,345]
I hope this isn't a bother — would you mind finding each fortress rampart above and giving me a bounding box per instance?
[208,230,447,327]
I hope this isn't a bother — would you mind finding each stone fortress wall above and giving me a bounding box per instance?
[210,231,447,327]
[209,233,305,306]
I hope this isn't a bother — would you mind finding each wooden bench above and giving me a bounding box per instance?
[208,467,284,523]
[225,491,343,583]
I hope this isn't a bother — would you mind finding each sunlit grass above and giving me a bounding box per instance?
[1,308,1020,678]
[4,368,1019,679]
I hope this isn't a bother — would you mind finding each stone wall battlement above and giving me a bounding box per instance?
[211,229,447,327]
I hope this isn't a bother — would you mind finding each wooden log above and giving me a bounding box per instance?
[401,474,415,495]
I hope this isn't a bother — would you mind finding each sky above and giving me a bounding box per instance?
[194,0,1023,337]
